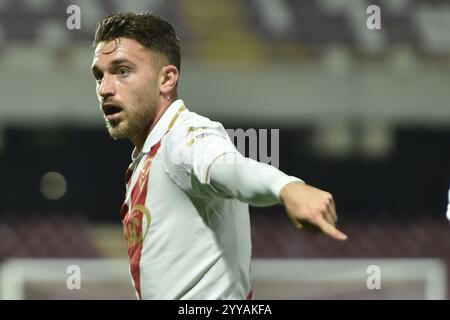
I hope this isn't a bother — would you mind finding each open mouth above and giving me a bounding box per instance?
[103,104,123,121]
[104,106,122,116]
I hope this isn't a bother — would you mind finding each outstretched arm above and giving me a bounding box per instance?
[209,152,348,241]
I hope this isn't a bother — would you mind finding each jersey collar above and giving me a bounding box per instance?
[131,99,187,161]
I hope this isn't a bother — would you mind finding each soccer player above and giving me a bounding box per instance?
[91,12,348,300]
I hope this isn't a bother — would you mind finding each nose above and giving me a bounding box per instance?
[97,75,115,100]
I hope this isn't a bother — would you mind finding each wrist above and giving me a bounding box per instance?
[275,177,304,204]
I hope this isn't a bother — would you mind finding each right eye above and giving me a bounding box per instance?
[118,67,130,77]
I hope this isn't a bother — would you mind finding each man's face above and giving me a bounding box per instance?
[91,38,161,140]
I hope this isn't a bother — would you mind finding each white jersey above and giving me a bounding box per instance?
[121,99,252,299]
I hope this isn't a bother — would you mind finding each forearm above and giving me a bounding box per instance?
[209,153,303,206]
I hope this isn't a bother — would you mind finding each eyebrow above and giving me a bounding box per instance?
[91,58,136,77]
[109,58,136,67]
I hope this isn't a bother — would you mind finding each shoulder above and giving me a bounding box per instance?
[165,110,230,144]
[177,110,224,131]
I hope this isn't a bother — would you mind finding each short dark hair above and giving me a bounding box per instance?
[93,12,181,71]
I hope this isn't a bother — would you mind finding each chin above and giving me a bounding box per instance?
[109,132,124,140]
[109,129,129,140]
[106,121,129,140]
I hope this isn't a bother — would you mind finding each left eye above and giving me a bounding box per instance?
[118,67,129,76]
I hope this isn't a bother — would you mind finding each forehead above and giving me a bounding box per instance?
[92,38,152,67]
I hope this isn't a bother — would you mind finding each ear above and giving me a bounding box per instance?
[159,65,179,97]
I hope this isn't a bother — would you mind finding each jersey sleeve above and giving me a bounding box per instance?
[162,118,239,196]
[209,152,304,206]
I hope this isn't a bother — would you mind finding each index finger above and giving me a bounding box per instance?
[316,215,348,241]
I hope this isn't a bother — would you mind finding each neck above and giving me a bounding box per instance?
[132,96,178,151]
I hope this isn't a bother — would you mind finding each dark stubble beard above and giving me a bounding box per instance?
[105,103,155,142]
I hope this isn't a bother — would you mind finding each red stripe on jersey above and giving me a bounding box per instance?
[122,142,161,300]
[121,164,135,220]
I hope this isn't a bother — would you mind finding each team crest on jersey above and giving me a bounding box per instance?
[124,204,151,247]
[124,155,154,249]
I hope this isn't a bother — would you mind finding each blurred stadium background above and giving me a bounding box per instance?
[0,0,449,299]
